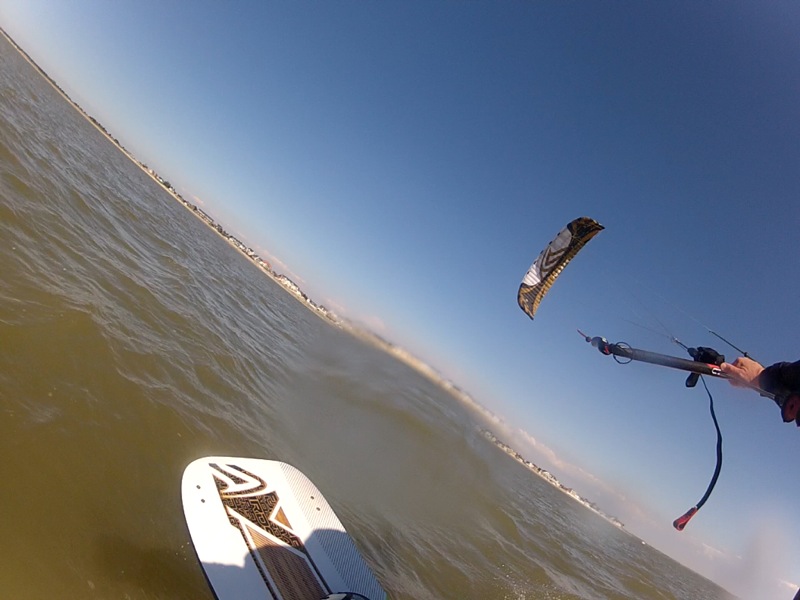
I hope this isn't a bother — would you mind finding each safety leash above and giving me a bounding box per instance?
[672,376,723,531]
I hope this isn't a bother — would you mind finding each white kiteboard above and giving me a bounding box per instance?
[182,457,386,600]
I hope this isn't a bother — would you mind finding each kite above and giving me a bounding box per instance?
[517,217,604,320]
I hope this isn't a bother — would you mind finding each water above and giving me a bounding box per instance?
[0,32,735,599]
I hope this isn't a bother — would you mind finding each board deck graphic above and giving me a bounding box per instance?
[182,457,386,600]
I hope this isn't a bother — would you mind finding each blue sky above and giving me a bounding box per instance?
[3,1,799,596]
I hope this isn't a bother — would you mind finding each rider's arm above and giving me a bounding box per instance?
[760,360,800,396]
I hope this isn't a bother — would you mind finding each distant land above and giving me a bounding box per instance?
[0,25,623,531]
[482,429,625,528]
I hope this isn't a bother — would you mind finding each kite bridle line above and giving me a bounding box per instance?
[576,329,774,532]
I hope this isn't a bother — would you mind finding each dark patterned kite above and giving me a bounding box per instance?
[517,217,604,320]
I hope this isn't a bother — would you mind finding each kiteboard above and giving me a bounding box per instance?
[181,456,386,600]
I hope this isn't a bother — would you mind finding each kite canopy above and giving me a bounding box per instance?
[517,217,604,319]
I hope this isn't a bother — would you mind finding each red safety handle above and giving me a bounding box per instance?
[673,506,698,531]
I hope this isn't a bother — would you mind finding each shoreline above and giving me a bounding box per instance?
[481,429,626,529]
[0,28,269,278]
[1,26,623,531]
[2,24,475,415]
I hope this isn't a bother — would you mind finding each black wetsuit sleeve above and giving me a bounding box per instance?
[758,361,800,396]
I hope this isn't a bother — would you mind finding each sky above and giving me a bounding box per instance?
[2,1,799,597]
